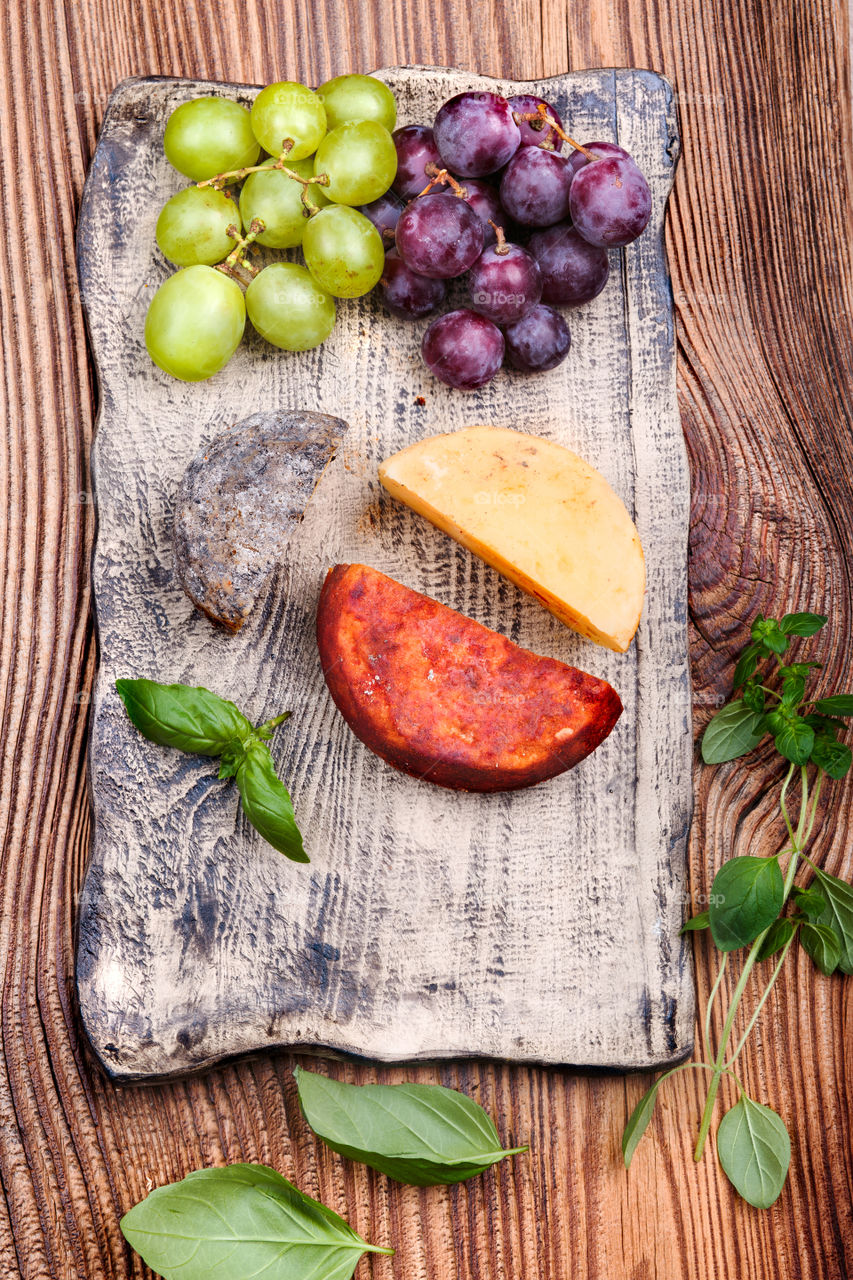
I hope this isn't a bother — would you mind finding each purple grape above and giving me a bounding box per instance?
[499,148,572,227]
[569,157,652,247]
[468,241,542,324]
[359,191,406,245]
[422,309,504,390]
[566,140,632,182]
[433,91,520,178]
[507,94,563,149]
[504,304,571,372]
[460,178,505,246]
[380,250,446,320]
[527,223,609,306]
[395,192,484,278]
[392,124,442,199]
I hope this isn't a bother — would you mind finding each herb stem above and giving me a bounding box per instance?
[725,925,799,1066]
[704,953,727,1052]
[694,766,810,1161]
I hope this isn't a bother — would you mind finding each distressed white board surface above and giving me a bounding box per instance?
[76,67,692,1081]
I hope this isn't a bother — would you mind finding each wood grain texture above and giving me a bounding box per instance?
[1,0,852,1276]
[76,66,691,1081]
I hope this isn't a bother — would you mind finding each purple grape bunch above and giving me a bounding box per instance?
[373,90,653,390]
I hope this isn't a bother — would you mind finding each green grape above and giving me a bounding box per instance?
[302,206,384,298]
[163,97,260,181]
[155,186,241,266]
[314,121,398,206]
[246,263,336,350]
[145,266,246,381]
[239,157,328,248]
[250,82,326,160]
[317,74,397,131]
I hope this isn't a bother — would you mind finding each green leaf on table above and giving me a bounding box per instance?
[680,910,710,934]
[732,643,761,689]
[709,856,785,951]
[701,701,766,764]
[116,678,253,757]
[716,1096,790,1209]
[755,917,796,962]
[294,1068,527,1186]
[236,742,308,863]
[779,612,827,637]
[742,683,766,715]
[769,713,814,765]
[791,886,826,920]
[799,922,842,975]
[812,737,853,779]
[622,1079,661,1168]
[813,694,853,717]
[780,673,806,706]
[812,869,853,974]
[120,1162,393,1280]
[751,616,789,656]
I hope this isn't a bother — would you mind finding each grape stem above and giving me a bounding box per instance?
[419,164,469,199]
[197,138,331,215]
[215,218,265,282]
[488,221,509,255]
[516,106,600,163]
[511,110,557,150]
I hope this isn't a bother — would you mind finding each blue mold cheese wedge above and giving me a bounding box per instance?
[378,425,645,653]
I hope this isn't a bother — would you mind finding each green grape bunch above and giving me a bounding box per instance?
[145,74,399,382]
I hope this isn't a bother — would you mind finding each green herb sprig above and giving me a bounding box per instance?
[624,612,853,1208]
[115,678,307,862]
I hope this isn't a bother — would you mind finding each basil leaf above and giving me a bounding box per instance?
[701,701,766,764]
[742,683,765,714]
[294,1068,527,1186]
[812,870,853,974]
[813,694,853,717]
[120,1162,393,1280]
[732,643,761,689]
[236,742,308,863]
[709,856,784,951]
[116,678,252,756]
[751,617,788,656]
[791,886,826,919]
[812,737,852,779]
[622,1080,661,1168]
[716,1097,790,1209]
[780,673,805,706]
[772,716,814,766]
[680,910,710,934]
[799,921,841,975]
[755,917,795,962]
[779,612,827,637]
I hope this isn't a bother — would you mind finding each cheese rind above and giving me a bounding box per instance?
[378,425,645,653]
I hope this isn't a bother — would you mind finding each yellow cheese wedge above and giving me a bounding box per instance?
[378,425,645,653]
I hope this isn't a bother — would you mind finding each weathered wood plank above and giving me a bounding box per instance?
[76,67,691,1080]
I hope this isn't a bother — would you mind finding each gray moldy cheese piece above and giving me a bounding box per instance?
[174,409,348,631]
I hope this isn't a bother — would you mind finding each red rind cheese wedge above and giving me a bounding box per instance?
[317,563,623,792]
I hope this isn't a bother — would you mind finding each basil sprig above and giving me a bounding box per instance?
[116,678,307,862]
[120,1163,393,1280]
[294,1067,527,1185]
[625,611,853,1209]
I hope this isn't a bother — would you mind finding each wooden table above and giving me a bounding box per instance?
[3,0,851,1275]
